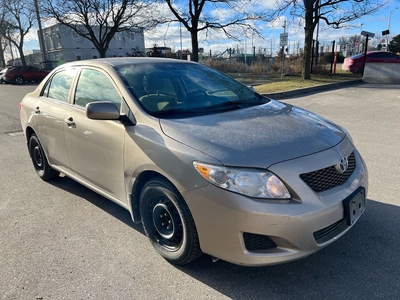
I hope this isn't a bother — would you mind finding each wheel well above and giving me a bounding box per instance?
[25,127,35,144]
[130,171,176,223]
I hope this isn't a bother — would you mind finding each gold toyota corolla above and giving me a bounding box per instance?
[19,58,368,266]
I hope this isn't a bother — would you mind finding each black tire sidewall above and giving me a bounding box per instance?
[29,135,46,177]
[140,178,197,264]
[28,134,59,180]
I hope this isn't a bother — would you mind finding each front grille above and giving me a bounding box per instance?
[243,232,277,251]
[300,152,356,193]
[313,218,348,244]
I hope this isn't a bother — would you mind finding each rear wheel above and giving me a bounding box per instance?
[14,76,24,85]
[28,134,60,181]
[140,177,202,265]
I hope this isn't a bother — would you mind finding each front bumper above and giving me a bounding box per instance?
[183,139,368,266]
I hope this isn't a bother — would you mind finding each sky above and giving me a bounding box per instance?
[22,0,400,57]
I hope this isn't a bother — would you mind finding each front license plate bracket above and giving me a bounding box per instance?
[343,187,366,226]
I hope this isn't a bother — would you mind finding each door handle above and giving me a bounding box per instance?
[34,106,40,114]
[65,117,76,127]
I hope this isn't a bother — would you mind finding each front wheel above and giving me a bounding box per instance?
[140,177,202,265]
[28,134,60,181]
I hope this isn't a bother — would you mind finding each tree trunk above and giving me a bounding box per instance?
[190,30,199,62]
[17,46,26,66]
[302,0,316,80]
[0,39,5,68]
[98,48,107,58]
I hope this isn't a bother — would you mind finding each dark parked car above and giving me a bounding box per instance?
[3,66,50,85]
[20,58,368,266]
[342,51,400,73]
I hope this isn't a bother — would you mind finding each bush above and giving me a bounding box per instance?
[202,53,340,77]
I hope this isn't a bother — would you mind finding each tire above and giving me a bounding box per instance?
[28,134,60,181]
[140,177,202,265]
[14,76,24,85]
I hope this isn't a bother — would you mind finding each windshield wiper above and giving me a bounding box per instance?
[151,103,242,117]
[151,96,269,117]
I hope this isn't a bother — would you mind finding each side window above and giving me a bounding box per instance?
[384,53,397,59]
[47,68,77,102]
[74,69,121,109]
[368,53,380,59]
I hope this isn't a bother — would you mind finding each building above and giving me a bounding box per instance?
[8,24,145,68]
[41,24,145,67]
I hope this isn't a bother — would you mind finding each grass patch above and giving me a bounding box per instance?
[207,59,361,93]
[234,73,361,94]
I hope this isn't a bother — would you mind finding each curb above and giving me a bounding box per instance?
[261,79,363,100]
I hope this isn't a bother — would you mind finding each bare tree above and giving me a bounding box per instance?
[2,0,36,66]
[159,0,269,62]
[0,9,8,67]
[42,0,153,58]
[273,0,385,79]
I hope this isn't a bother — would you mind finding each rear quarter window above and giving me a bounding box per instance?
[45,68,78,102]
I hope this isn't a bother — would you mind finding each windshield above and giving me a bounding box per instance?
[116,62,268,117]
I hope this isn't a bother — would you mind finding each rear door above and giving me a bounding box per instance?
[27,66,44,81]
[64,67,126,201]
[32,67,78,171]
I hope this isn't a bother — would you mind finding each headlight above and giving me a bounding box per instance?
[193,161,290,199]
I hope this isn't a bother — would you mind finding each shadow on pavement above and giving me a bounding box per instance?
[48,175,144,234]
[48,176,400,299]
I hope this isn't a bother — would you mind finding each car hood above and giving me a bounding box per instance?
[160,100,345,167]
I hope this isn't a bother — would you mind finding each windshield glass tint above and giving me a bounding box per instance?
[116,62,266,117]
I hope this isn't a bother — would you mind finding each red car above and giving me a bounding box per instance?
[3,66,50,85]
[342,51,400,74]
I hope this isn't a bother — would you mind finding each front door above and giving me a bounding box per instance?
[64,68,126,202]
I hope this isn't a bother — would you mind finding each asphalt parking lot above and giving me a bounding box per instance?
[1,82,399,299]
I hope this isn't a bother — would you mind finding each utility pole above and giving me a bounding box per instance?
[281,20,286,79]
[34,0,47,68]
[180,22,183,59]
[387,7,398,51]
[315,0,320,65]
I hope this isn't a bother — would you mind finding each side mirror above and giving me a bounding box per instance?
[86,101,120,120]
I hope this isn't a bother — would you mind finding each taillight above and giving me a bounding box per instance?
[18,102,22,111]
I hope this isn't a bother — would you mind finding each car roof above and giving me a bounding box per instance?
[350,51,398,59]
[366,51,397,55]
[59,57,196,68]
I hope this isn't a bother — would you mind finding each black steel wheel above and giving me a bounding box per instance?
[28,134,60,181]
[140,177,202,265]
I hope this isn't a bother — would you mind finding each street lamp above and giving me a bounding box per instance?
[388,7,398,51]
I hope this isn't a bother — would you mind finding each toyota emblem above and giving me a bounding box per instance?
[335,156,349,174]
